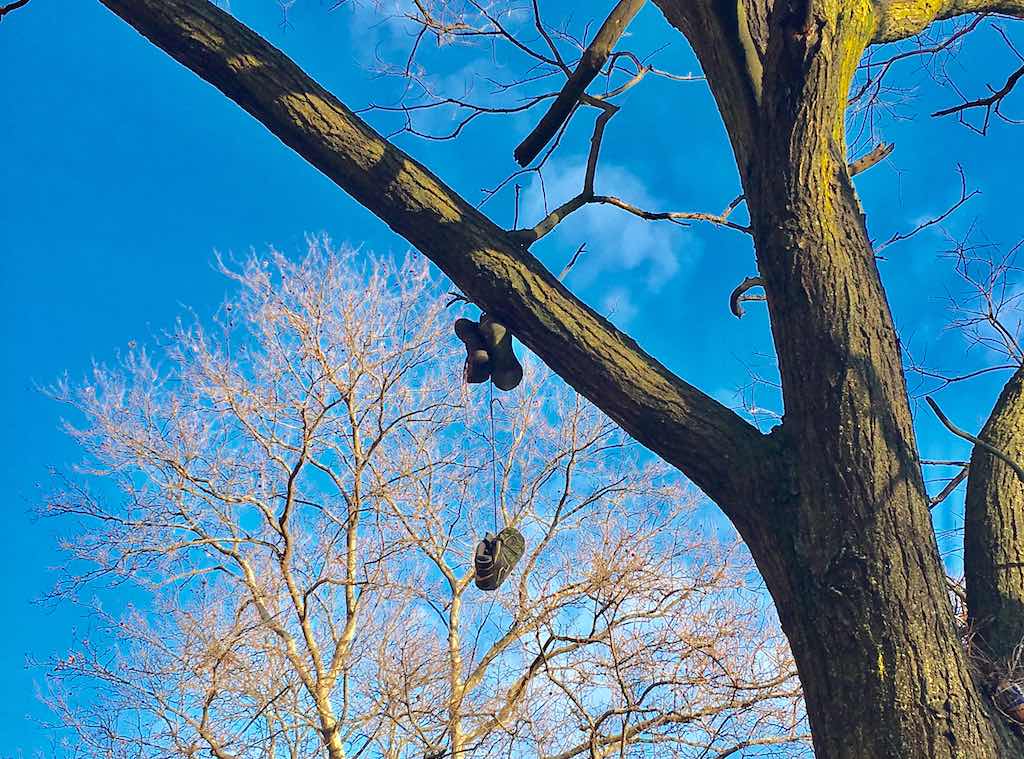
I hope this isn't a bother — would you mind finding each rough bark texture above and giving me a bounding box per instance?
[966,367,1024,664]
[873,0,1024,42]
[94,0,1024,757]
[654,2,1024,756]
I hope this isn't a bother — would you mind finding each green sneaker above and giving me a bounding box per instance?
[454,318,491,384]
[477,315,523,391]
[474,526,526,591]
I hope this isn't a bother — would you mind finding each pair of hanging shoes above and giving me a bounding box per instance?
[454,314,523,391]
[474,526,526,591]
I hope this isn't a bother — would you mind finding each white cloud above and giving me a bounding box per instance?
[520,157,699,292]
[600,286,638,326]
[343,0,422,67]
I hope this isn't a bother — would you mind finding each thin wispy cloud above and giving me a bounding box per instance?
[520,157,700,293]
[600,286,639,326]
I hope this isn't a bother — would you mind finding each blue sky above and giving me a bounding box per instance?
[1,1,1022,755]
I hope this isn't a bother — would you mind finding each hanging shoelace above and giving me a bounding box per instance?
[452,317,526,592]
[473,381,525,591]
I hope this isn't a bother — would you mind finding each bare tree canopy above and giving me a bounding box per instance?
[38,243,805,759]
[8,0,1024,756]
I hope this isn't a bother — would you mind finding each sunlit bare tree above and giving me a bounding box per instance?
[38,241,805,759]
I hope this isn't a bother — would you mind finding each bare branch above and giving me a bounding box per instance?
[730,276,767,319]
[510,92,751,245]
[852,15,986,109]
[939,226,1024,364]
[0,0,30,20]
[557,242,587,281]
[932,58,1024,134]
[514,0,646,166]
[929,464,970,508]
[876,164,979,253]
[95,0,778,513]
[925,396,1024,484]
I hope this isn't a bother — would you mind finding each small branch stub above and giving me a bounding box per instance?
[849,142,895,177]
[928,464,969,508]
[730,276,766,318]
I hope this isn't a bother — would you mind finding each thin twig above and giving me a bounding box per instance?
[876,164,978,253]
[446,292,471,308]
[558,243,588,281]
[933,39,1024,135]
[925,396,1024,485]
[591,195,751,232]
[511,94,750,245]
[929,465,969,508]
[850,15,987,106]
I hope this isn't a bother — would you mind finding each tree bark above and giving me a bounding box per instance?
[966,367,1024,664]
[93,0,1024,756]
[653,1,1024,756]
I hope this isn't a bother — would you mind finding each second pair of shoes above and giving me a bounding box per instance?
[474,526,526,591]
[454,314,523,391]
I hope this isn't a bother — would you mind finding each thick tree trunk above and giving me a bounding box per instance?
[744,165,1022,756]
[655,1,1024,756]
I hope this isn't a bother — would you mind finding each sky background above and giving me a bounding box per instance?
[2,1,1022,755]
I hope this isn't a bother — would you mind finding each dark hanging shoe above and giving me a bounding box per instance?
[474,526,526,591]
[994,680,1024,723]
[454,318,491,384]
[477,314,523,391]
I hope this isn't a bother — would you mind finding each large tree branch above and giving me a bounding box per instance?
[513,0,646,167]
[964,366,1024,662]
[95,0,779,518]
[873,0,1024,43]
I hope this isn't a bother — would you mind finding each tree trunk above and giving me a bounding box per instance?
[733,4,1022,756]
[316,701,347,759]
[652,1,1024,755]
[742,149,1022,758]
[966,367,1024,664]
